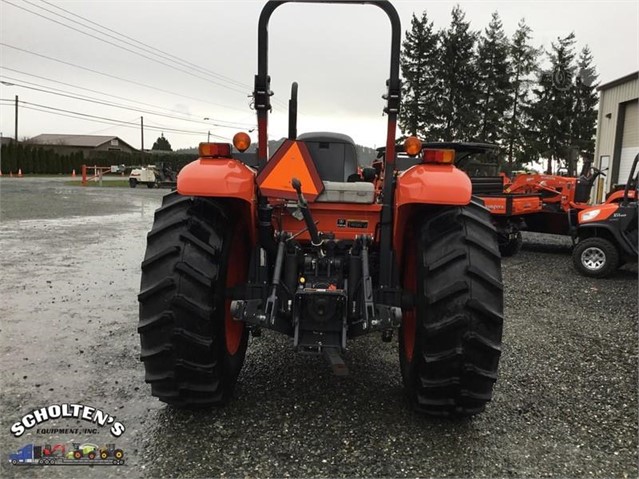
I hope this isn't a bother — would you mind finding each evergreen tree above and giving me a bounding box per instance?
[434,5,479,141]
[399,12,440,139]
[527,33,577,173]
[476,12,511,144]
[571,45,598,162]
[152,134,172,151]
[505,19,539,172]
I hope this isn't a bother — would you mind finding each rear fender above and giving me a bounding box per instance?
[393,164,472,261]
[395,164,472,208]
[177,158,257,243]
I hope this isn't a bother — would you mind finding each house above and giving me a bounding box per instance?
[28,134,138,159]
[593,71,639,201]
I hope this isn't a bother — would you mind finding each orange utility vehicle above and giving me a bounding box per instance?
[572,154,638,277]
[137,0,504,417]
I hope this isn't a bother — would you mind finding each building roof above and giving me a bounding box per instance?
[29,134,136,150]
[597,71,639,91]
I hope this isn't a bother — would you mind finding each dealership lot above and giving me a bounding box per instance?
[0,177,636,478]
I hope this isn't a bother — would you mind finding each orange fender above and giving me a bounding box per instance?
[395,164,472,207]
[177,158,257,242]
[393,164,472,262]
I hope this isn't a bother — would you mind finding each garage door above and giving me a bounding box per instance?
[617,99,639,183]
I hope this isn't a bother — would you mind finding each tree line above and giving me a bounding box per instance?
[400,6,598,174]
[0,142,196,175]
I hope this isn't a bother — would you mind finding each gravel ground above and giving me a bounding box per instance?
[0,177,637,478]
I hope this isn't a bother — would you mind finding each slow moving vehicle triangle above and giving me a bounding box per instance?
[257,139,324,201]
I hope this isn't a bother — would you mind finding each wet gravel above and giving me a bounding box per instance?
[0,177,637,478]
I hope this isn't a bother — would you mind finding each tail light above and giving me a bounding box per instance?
[199,142,232,158]
[423,148,455,164]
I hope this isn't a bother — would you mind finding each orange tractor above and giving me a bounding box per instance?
[499,163,606,239]
[137,0,503,417]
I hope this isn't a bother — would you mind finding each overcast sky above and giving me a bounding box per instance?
[1,0,637,150]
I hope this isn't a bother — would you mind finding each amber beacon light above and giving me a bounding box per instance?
[233,132,251,152]
[403,136,422,156]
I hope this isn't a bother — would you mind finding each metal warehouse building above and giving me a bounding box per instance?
[594,71,639,202]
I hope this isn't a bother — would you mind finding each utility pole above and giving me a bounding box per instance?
[140,116,144,165]
[14,95,18,143]
[207,130,211,143]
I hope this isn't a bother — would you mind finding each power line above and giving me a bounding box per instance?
[0,74,255,129]
[38,0,252,91]
[0,66,254,126]
[3,0,250,96]
[0,99,229,139]
[0,43,254,113]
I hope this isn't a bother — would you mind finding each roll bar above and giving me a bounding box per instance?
[623,153,639,206]
[253,0,401,171]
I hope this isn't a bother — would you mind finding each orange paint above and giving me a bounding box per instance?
[395,164,472,207]
[578,203,619,223]
[257,140,324,201]
[276,201,381,241]
[482,195,543,216]
[178,158,256,200]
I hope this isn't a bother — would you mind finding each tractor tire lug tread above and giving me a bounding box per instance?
[138,193,248,407]
[400,197,503,417]
[141,246,181,270]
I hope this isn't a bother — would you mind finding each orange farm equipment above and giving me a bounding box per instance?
[137,0,503,417]
[384,142,544,256]
[572,154,638,277]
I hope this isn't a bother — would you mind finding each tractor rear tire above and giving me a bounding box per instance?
[399,198,504,417]
[572,237,619,278]
[499,230,522,257]
[138,191,249,407]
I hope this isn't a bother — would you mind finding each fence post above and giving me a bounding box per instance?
[81,164,87,186]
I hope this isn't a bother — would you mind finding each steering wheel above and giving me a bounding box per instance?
[591,166,607,177]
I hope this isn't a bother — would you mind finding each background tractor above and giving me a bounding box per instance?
[137,0,504,417]
[99,443,124,460]
[381,142,542,256]
[66,442,98,460]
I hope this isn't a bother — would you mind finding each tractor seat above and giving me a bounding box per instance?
[298,132,375,204]
[298,132,358,182]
